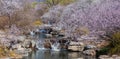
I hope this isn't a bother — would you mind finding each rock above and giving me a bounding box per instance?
[12,44,24,50]
[17,36,26,42]
[68,52,79,58]
[0,30,5,33]
[115,57,120,59]
[77,58,84,59]
[22,40,36,50]
[112,55,118,58]
[77,38,84,41]
[81,35,98,40]
[108,57,114,59]
[68,41,84,51]
[15,48,31,56]
[30,40,36,50]
[112,55,120,59]
[52,27,61,31]
[44,40,51,49]
[45,34,52,38]
[30,31,35,36]
[6,35,14,39]
[99,55,120,59]
[99,55,110,59]
[44,42,51,49]
[0,57,11,59]
[22,40,31,48]
[96,40,109,48]
[0,39,10,48]
[85,45,96,49]
[0,34,6,38]
[10,55,23,59]
[40,24,52,28]
[68,46,83,51]
[69,41,84,46]
[83,49,96,56]
[51,31,59,36]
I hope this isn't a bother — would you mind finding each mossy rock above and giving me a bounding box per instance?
[0,46,22,58]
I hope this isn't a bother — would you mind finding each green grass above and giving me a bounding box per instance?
[98,32,120,56]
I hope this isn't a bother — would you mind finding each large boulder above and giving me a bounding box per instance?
[22,40,31,48]
[99,55,111,59]
[30,40,36,50]
[99,55,120,59]
[96,40,109,48]
[45,34,53,38]
[85,45,97,50]
[68,41,84,51]
[17,36,26,42]
[83,49,96,56]
[12,44,22,50]
[43,40,51,49]
[44,42,51,49]
[15,48,31,57]
[22,40,36,50]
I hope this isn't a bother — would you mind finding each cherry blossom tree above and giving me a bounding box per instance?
[58,0,120,38]
[41,5,65,24]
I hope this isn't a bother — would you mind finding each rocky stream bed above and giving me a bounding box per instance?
[0,25,120,59]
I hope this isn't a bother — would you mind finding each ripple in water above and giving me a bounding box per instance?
[22,50,96,59]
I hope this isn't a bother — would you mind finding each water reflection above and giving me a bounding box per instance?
[23,50,96,59]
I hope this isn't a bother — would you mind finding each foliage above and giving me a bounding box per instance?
[0,16,9,29]
[0,45,21,58]
[60,0,75,5]
[41,5,65,24]
[34,3,48,16]
[33,19,43,26]
[57,0,120,38]
[45,0,75,7]
[108,32,120,55]
[0,0,37,31]
[97,47,109,56]
[42,0,120,38]
[98,32,120,56]
[31,2,38,8]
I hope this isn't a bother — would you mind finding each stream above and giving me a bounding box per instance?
[22,50,95,59]
[22,29,96,59]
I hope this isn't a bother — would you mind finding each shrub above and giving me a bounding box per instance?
[45,0,75,7]
[98,32,120,56]
[41,5,65,24]
[97,47,109,55]
[57,0,120,38]
[60,0,75,5]
[31,2,38,8]
[0,16,9,29]
[108,32,120,55]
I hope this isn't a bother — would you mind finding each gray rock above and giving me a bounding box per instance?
[77,58,84,59]
[45,34,52,38]
[22,40,31,48]
[99,55,110,59]
[115,57,120,59]
[83,49,96,56]
[12,44,22,49]
[85,45,96,49]
[68,41,84,51]
[17,36,26,42]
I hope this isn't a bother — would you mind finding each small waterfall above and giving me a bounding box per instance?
[34,27,61,51]
[51,42,60,51]
[30,31,35,36]
[36,39,60,51]
[36,40,45,50]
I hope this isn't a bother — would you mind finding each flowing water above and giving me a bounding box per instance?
[23,50,96,59]
[22,30,96,59]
